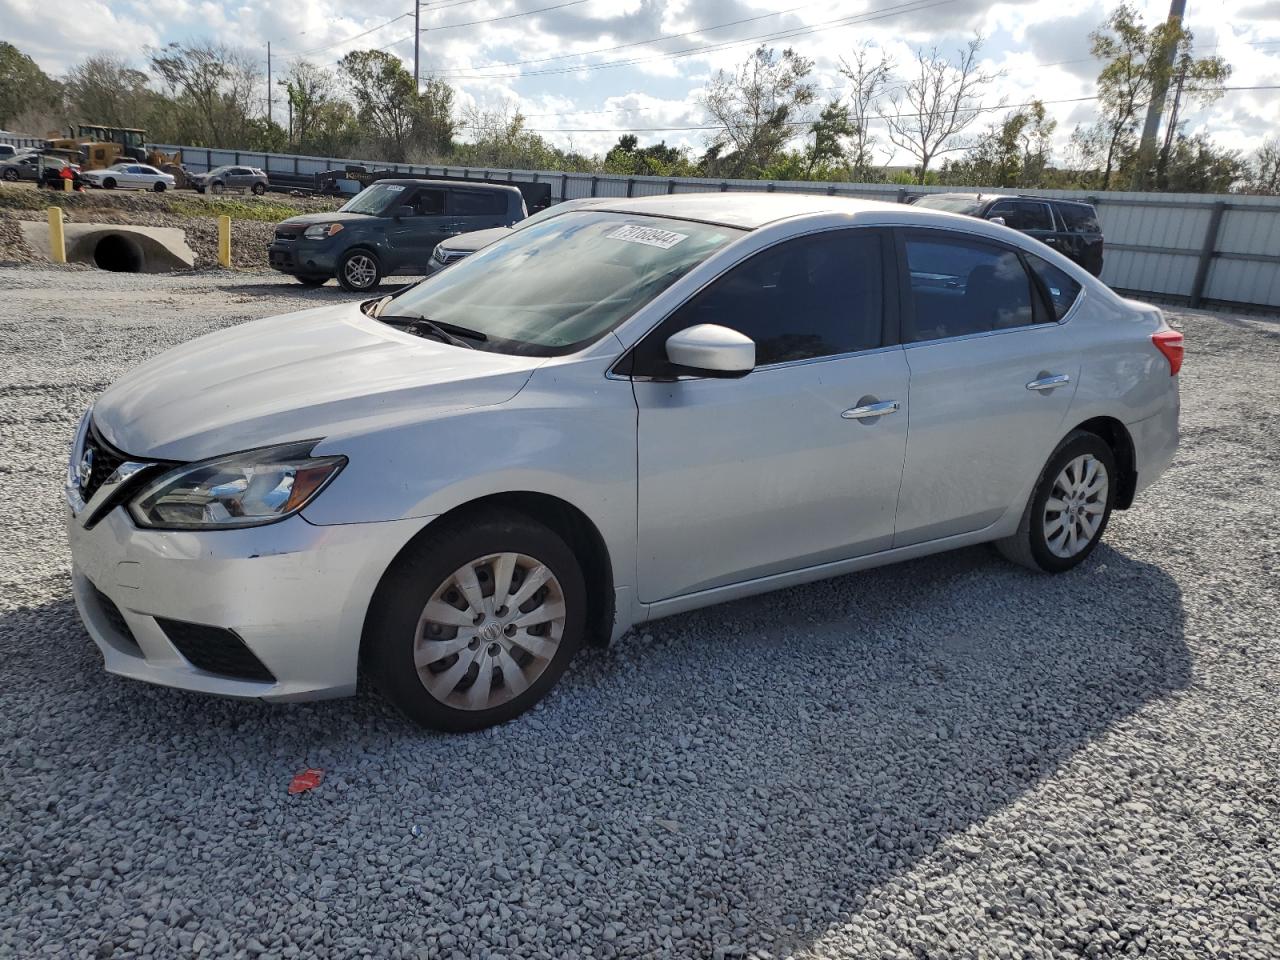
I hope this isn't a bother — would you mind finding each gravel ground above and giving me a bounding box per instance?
[1,265,1277,960]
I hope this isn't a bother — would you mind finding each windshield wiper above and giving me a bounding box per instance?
[378,314,487,349]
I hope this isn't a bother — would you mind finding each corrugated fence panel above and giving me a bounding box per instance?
[153,144,1280,310]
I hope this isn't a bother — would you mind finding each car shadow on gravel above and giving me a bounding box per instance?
[1,542,1189,958]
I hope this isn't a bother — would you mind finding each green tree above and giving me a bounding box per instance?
[1077,4,1229,189]
[148,41,262,147]
[603,134,694,176]
[0,42,60,129]
[1243,137,1280,196]
[64,55,154,128]
[702,46,816,177]
[1159,133,1244,193]
[339,50,455,161]
[943,100,1055,187]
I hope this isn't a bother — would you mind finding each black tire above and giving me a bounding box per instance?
[336,249,382,291]
[102,177,116,189]
[295,275,328,287]
[364,510,587,731]
[1,168,18,182]
[997,429,1117,573]
[251,182,266,195]
[211,182,224,195]
[153,181,166,192]
[195,186,206,194]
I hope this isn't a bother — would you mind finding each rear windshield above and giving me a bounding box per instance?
[913,195,984,215]
[384,211,742,356]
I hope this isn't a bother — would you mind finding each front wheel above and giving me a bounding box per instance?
[365,511,586,731]
[997,430,1116,573]
[102,177,116,189]
[336,250,381,291]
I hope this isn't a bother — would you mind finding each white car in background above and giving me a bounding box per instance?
[67,194,1181,732]
[82,163,176,192]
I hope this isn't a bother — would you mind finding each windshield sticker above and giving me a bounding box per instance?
[606,224,688,249]
[380,184,406,192]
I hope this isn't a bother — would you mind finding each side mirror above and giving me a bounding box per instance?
[394,205,415,220]
[987,215,1007,226]
[665,324,755,378]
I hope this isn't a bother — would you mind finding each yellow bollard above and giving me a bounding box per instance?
[62,176,73,192]
[47,206,66,264]
[217,215,231,268]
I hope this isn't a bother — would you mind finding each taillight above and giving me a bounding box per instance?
[1152,330,1183,376]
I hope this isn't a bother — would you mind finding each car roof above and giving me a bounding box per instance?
[559,192,906,229]
[376,178,521,195]
[918,191,1095,210]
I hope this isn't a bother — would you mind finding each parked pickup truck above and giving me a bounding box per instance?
[268,179,527,290]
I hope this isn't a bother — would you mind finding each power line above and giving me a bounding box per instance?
[417,0,592,33]
[289,12,413,57]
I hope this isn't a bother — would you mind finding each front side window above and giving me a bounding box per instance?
[903,234,1036,342]
[631,229,884,376]
[408,189,445,215]
[383,211,741,356]
[452,190,506,216]
[988,200,1053,231]
[1026,254,1082,320]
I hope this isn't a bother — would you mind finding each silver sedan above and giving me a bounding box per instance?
[67,194,1181,730]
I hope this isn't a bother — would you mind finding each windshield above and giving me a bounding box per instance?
[385,211,741,356]
[340,183,406,216]
[913,195,984,215]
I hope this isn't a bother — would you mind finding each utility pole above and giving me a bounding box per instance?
[413,2,420,90]
[1133,0,1186,190]
[267,41,273,127]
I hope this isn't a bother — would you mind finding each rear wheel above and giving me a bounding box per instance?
[365,511,586,731]
[997,430,1116,573]
[336,249,381,291]
[2,168,18,182]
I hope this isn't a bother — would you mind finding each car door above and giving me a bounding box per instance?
[1054,202,1105,276]
[449,188,511,236]
[628,228,910,603]
[385,187,451,274]
[892,228,1082,548]
[125,165,147,188]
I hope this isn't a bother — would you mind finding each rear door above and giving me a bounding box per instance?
[449,189,512,235]
[892,228,1082,547]
[385,187,451,273]
[986,199,1057,252]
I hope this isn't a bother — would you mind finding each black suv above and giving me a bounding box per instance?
[911,193,1104,277]
[268,179,526,290]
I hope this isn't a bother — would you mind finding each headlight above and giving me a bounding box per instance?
[129,441,345,530]
[304,223,344,239]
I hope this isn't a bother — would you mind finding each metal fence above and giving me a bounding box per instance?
[0,134,47,149]
[159,143,1280,312]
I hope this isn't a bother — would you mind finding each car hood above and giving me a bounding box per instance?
[278,211,378,228]
[92,302,543,462]
[439,226,512,254]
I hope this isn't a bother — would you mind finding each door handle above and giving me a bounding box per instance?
[842,400,900,420]
[1026,374,1071,391]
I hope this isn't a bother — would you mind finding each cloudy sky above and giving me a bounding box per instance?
[4,0,1279,162]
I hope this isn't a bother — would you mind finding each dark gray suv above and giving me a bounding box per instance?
[269,179,527,290]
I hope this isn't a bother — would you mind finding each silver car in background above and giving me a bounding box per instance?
[67,194,1181,731]
[189,164,269,195]
[81,163,176,192]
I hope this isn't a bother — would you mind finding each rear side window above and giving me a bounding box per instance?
[902,234,1037,342]
[452,190,507,216]
[634,229,884,374]
[1025,254,1082,320]
[987,200,1053,231]
[1057,203,1100,234]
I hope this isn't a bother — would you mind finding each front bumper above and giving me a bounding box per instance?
[267,240,340,276]
[68,505,427,701]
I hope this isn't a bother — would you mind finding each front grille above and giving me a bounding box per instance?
[274,226,302,241]
[156,618,276,683]
[79,426,127,503]
[87,581,141,653]
[435,249,468,265]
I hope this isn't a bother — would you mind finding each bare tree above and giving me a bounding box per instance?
[702,46,816,177]
[881,36,999,184]
[838,41,893,181]
[1245,137,1280,196]
[148,42,261,146]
